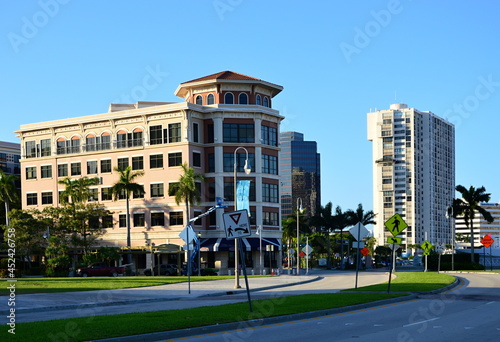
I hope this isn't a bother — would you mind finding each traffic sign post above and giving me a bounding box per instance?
[222,209,253,312]
[481,235,495,271]
[384,214,408,293]
[348,222,369,289]
[421,240,433,273]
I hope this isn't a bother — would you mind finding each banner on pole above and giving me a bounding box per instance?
[237,180,250,212]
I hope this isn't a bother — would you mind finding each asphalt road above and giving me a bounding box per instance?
[164,273,500,342]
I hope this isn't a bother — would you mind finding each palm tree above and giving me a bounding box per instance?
[346,203,376,227]
[0,169,19,226]
[111,166,145,262]
[332,206,350,269]
[452,185,494,263]
[58,176,100,204]
[168,162,205,224]
[310,202,335,268]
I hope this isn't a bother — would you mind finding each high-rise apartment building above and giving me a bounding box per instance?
[279,131,321,220]
[367,104,455,251]
[0,141,21,176]
[455,202,500,249]
[15,71,284,273]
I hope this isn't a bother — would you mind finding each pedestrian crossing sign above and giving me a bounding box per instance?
[384,213,408,237]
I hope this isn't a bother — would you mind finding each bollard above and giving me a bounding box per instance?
[263,269,266,275]
[251,269,255,276]
[228,269,231,276]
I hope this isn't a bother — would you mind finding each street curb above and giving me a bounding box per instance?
[0,276,322,315]
[91,276,464,342]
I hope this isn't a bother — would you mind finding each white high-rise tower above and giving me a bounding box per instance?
[367,104,455,251]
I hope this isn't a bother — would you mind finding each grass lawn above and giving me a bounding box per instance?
[345,272,456,292]
[7,292,407,342]
[0,276,241,295]
[1,272,457,341]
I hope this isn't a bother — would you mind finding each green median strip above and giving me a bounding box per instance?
[343,272,456,292]
[8,292,406,342]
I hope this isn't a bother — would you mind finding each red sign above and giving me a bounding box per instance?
[481,234,495,248]
[360,247,370,256]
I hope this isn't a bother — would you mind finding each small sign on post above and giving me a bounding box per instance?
[223,210,251,239]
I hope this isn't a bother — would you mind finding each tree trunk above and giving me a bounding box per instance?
[4,201,9,226]
[470,218,475,264]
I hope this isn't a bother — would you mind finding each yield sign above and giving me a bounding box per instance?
[481,234,495,248]
[384,213,408,237]
[223,209,250,239]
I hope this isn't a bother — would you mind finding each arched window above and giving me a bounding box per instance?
[207,93,215,105]
[263,97,269,108]
[256,94,261,106]
[195,95,203,105]
[224,92,234,104]
[238,93,248,105]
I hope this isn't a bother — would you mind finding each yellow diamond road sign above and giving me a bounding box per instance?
[421,240,433,252]
[387,236,402,244]
[384,213,408,237]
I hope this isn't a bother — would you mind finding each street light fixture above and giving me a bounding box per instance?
[234,146,251,288]
[296,197,303,276]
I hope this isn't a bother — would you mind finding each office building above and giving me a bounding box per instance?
[367,104,455,251]
[15,71,283,274]
[279,131,321,220]
[455,202,500,249]
[0,141,21,176]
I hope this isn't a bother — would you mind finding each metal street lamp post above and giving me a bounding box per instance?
[234,146,251,288]
[257,225,263,274]
[296,197,303,275]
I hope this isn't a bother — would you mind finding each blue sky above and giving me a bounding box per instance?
[2,0,500,214]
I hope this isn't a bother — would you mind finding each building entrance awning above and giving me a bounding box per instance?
[200,238,280,252]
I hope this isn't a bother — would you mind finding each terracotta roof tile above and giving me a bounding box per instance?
[182,71,261,84]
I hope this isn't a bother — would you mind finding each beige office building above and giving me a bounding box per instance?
[367,104,455,251]
[15,71,284,273]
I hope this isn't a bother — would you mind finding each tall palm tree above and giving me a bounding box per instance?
[332,206,350,269]
[452,185,494,263]
[309,202,335,268]
[58,176,100,204]
[111,166,145,262]
[168,162,205,224]
[346,203,376,227]
[0,169,19,226]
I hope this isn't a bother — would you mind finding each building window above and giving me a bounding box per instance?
[262,183,278,203]
[262,155,278,174]
[58,164,68,177]
[41,192,53,205]
[150,125,163,145]
[88,188,98,202]
[223,153,255,172]
[207,93,215,105]
[133,213,145,227]
[262,125,277,146]
[27,193,37,206]
[101,159,112,173]
[41,139,51,157]
[41,165,52,178]
[207,123,214,143]
[133,186,145,199]
[26,166,37,179]
[119,214,126,228]
[71,162,81,176]
[192,152,201,168]
[208,153,215,172]
[132,156,144,170]
[151,212,165,226]
[263,97,269,107]
[25,141,36,158]
[168,152,182,167]
[238,93,248,104]
[117,157,129,170]
[87,161,98,174]
[150,154,163,169]
[151,183,164,198]
[101,187,112,201]
[169,211,183,226]
[169,123,181,143]
[256,94,261,106]
[224,93,234,104]
[223,123,254,143]
[195,95,203,105]
[263,212,279,226]
[102,215,113,228]
[193,123,199,143]
[117,130,143,148]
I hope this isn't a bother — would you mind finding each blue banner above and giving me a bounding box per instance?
[236,180,250,212]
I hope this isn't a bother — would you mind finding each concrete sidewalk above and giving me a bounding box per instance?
[0,275,319,323]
